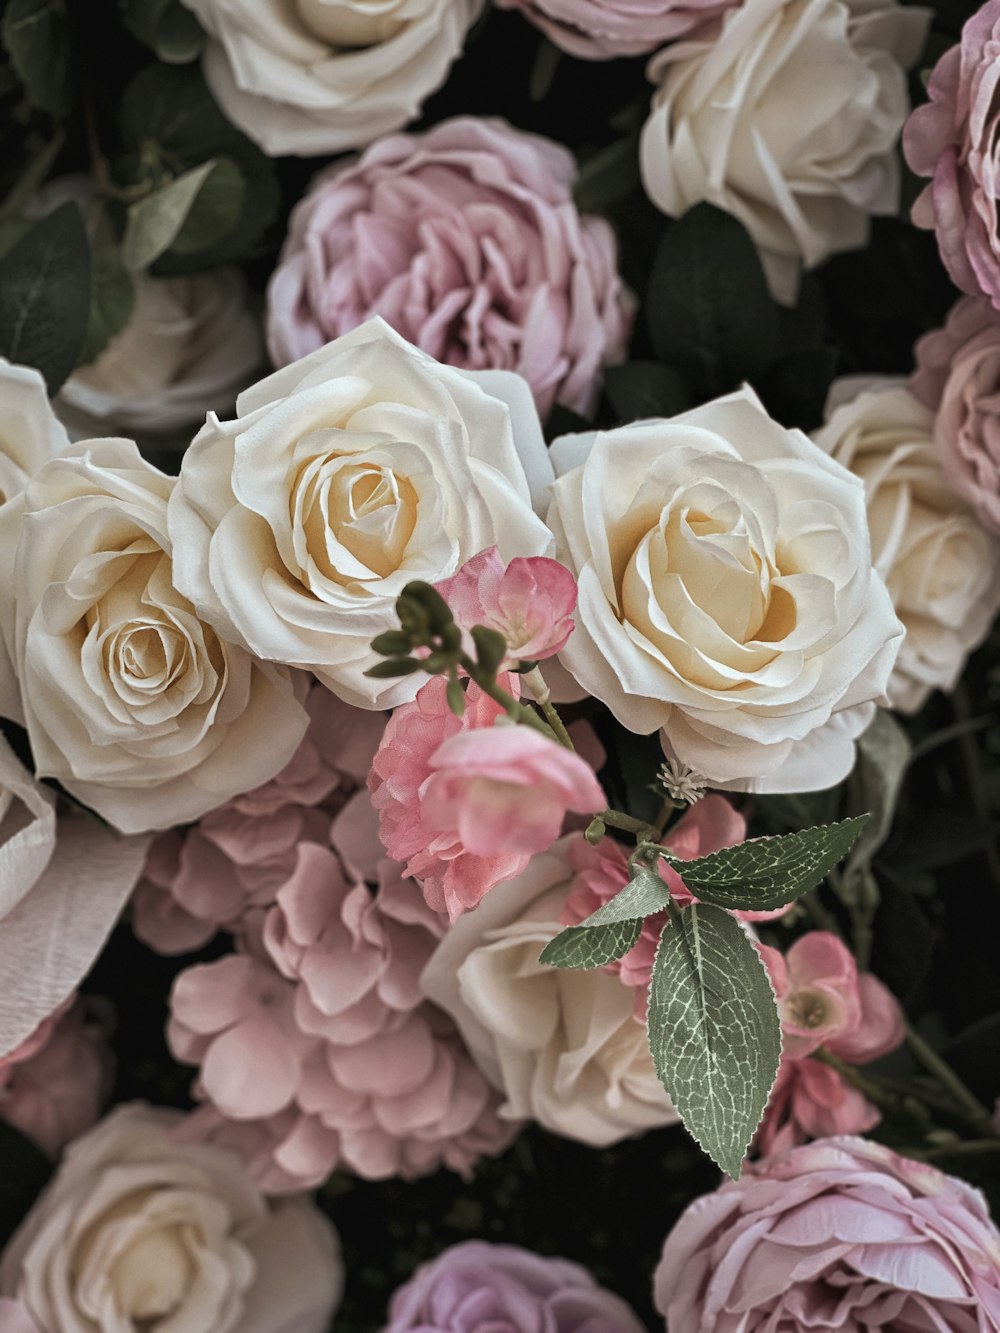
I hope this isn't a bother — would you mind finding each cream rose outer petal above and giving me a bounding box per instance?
[1,438,309,835]
[546,387,903,792]
[168,318,554,710]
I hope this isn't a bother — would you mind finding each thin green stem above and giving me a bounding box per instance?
[903,1022,996,1138]
[520,666,575,751]
[0,130,65,224]
[813,1049,931,1129]
[923,1138,1000,1162]
[602,809,660,842]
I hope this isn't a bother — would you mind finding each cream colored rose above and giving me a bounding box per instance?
[0,438,308,834]
[640,0,930,302]
[168,318,554,709]
[0,1103,343,1333]
[181,0,484,157]
[0,735,147,1057]
[57,270,264,445]
[813,379,1000,713]
[420,840,679,1148]
[546,387,903,792]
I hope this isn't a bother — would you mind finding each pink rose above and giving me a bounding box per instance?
[911,295,1000,534]
[494,0,736,58]
[266,117,633,419]
[0,1299,39,1333]
[435,547,577,667]
[904,0,1000,311]
[753,1058,880,1158]
[762,932,904,1063]
[654,1135,1000,1331]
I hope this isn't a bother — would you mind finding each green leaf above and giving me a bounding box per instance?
[647,903,781,1178]
[659,815,870,912]
[121,159,216,272]
[841,709,910,900]
[577,866,671,927]
[0,202,90,392]
[471,625,507,676]
[573,134,641,214]
[539,918,642,969]
[1,0,74,117]
[170,156,244,256]
[646,203,779,397]
[79,239,135,366]
[603,362,690,423]
[120,0,205,63]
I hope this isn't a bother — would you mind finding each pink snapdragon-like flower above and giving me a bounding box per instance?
[654,1136,1000,1331]
[911,295,1000,535]
[904,0,1000,312]
[494,0,736,58]
[761,932,904,1063]
[435,547,577,666]
[754,1059,880,1158]
[266,117,633,419]
[369,677,604,921]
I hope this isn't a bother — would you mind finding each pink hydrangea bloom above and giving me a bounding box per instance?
[494,0,736,58]
[561,796,756,1019]
[435,547,577,666]
[370,677,605,921]
[753,1058,880,1158]
[910,294,1000,535]
[904,0,1000,312]
[384,1241,646,1332]
[761,932,904,1063]
[266,117,633,419]
[654,1136,1000,1331]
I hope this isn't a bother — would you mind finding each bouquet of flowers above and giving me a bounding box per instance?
[0,0,999,1328]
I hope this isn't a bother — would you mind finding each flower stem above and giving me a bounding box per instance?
[903,1022,996,1138]
[601,809,660,842]
[520,666,575,750]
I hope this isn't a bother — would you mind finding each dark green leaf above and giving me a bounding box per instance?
[364,658,423,679]
[603,362,690,422]
[0,202,90,392]
[646,203,779,396]
[121,0,205,62]
[647,903,781,1178]
[1,0,73,117]
[539,918,642,969]
[170,156,244,255]
[760,346,839,432]
[841,709,910,901]
[659,815,870,912]
[79,240,134,366]
[573,134,641,214]
[0,1121,51,1248]
[577,866,670,927]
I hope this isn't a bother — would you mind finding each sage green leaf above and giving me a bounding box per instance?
[0,202,90,393]
[1,0,73,118]
[121,160,216,273]
[539,919,642,970]
[577,866,671,927]
[170,157,244,256]
[79,241,134,367]
[647,903,781,1178]
[659,815,870,912]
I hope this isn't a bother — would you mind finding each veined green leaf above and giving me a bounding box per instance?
[539,919,642,969]
[577,866,671,927]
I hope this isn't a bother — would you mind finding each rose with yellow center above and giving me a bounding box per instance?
[546,387,903,791]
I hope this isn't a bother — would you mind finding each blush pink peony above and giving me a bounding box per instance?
[266,117,633,419]
[905,0,1000,312]
[370,677,605,921]
[753,1058,880,1158]
[494,0,736,58]
[435,547,577,667]
[911,295,1000,535]
[654,1135,1000,1331]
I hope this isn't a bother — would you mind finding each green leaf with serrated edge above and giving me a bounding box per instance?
[121,160,216,272]
[576,866,671,928]
[657,815,869,912]
[647,903,781,1178]
[539,919,642,970]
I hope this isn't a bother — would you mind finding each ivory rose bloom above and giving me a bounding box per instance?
[421,838,680,1147]
[654,1136,1000,1331]
[547,387,903,791]
[494,0,736,58]
[911,296,1000,536]
[813,380,1000,712]
[169,318,553,709]
[0,1103,343,1333]
[266,118,633,418]
[0,438,308,834]
[56,271,263,445]
[904,0,1000,312]
[181,0,483,157]
[641,0,930,302]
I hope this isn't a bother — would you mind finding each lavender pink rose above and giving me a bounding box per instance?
[655,1135,1000,1331]
[493,0,736,58]
[266,117,633,419]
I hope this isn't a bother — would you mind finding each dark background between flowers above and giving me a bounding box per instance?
[0,0,998,1327]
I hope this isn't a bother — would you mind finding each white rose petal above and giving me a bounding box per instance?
[546,386,903,792]
[169,317,554,709]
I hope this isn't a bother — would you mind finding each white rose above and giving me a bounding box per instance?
[420,840,679,1148]
[546,387,903,792]
[640,0,930,303]
[0,734,147,1057]
[0,438,308,834]
[813,379,1000,714]
[181,0,484,157]
[0,1103,343,1333]
[168,317,554,709]
[56,270,264,445]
